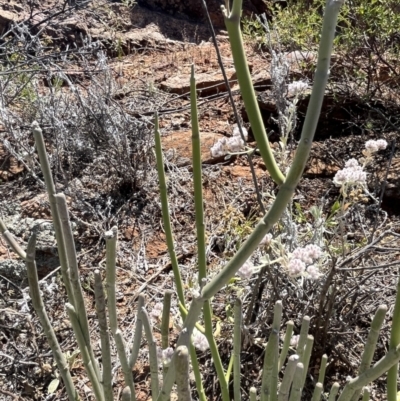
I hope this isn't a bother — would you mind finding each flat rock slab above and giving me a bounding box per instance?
[160,68,237,95]
[161,131,224,165]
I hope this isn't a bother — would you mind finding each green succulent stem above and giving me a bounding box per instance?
[388,272,400,401]
[190,64,229,401]
[93,270,113,401]
[26,235,80,401]
[222,0,285,185]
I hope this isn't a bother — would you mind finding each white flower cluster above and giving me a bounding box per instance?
[192,329,209,352]
[150,302,163,320]
[237,260,254,280]
[365,139,387,153]
[259,233,273,246]
[287,80,308,96]
[210,126,248,158]
[333,158,367,187]
[287,244,322,280]
[157,347,174,367]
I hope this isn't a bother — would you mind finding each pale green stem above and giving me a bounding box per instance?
[56,194,100,381]
[222,0,284,185]
[338,345,400,401]
[302,335,314,385]
[154,112,185,305]
[66,303,104,401]
[351,305,387,401]
[278,355,300,401]
[250,388,257,401]
[388,270,400,401]
[122,387,132,401]
[329,383,340,401]
[312,383,323,401]
[162,291,172,350]
[0,218,26,260]
[104,227,135,401]
[129,295,145,369]
[140,307,160,399]
[317,355,328,385]
[175,346,192,401]
[31,121,75,307]
[288,363,304,401]
[154,112,207,401]
[262,301,282,401]
[190,64,229,401]
[162,291,172,378]
[362,387,370,401]
[279,321,294,371]
[26,235,80,401]
[94,270,113,401]
[296,316,310,363]
[226,352,234,383]
[105,226,118,333]
[234,298,242,401]
[114,330,136,401]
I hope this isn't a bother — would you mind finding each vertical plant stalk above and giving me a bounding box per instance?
[329,383,340,401]
[129,295,145,369]
[104,227,135,401]
[261,301,282,401]
[388,271,400,401]
[278,355,300,401]
[312,383,323,401]
[279,321,294,371]
[296,316,310,363]
[114,331,136,401]
[161,291,172,350]
[161,290,172,378]
[154,112,206,401]
[250,387,257,401]
[190,64,229,401]
[233,298,242,401]
[175,346,192,401]
[317,355,328,385]
[351,305,387,401]
[362,387,370,401]
[26,234,80,401]
[94,270,113,401]
[222,0,285,185]
[31,121,74,306]
[288,363,304,401]
[140,307,160,399]
[154,112,185,304]
[122,387,132,401]
[56,194,100,381]
[302,335,314,385]
[66,303,105,401]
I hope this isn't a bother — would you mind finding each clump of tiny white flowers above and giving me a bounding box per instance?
[210,125,248,157]
[333,158,367,187]
[286,244,322,279]
[157,347,174,367]
[150,302,163,320]
[287,80,308,96]
[237,259,254,280]
[192,328,209,352]
[290,334,300,348]
[259,233,273,247]
[364,139,387,154]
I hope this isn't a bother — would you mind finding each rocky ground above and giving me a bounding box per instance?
[0,0,400,400]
